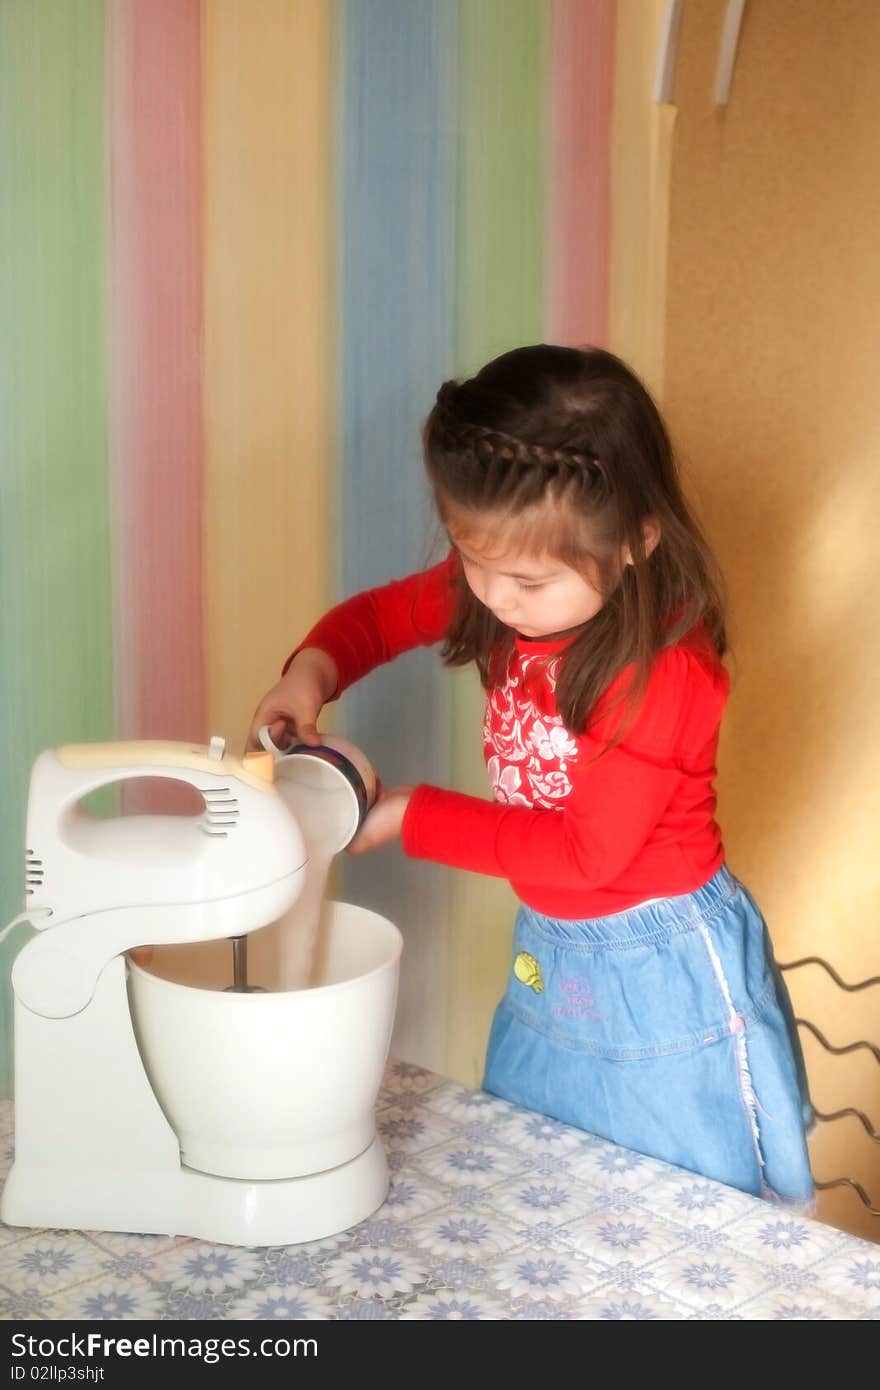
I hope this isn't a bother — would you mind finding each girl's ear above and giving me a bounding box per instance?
[622,516,661,566]
[642,515,661,558]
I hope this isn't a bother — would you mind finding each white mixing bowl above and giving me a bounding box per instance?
[127,901,402,1181]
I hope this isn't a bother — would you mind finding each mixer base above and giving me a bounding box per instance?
[1,1136,389,1248]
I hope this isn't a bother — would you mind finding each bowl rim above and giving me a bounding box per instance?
[126,900,403,1001]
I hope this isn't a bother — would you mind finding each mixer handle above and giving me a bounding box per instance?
[51,740,275,798]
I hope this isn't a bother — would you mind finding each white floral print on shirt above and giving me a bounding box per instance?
[484,654,578,809]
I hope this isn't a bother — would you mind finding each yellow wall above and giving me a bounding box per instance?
[204,1,335,751]
[662,0,880,1241]
[609,0,673,395]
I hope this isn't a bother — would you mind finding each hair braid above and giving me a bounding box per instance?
[431,380,608,491]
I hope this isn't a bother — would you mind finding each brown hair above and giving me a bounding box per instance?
[423,344,727,737]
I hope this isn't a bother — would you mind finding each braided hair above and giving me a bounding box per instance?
[423,345,727,738]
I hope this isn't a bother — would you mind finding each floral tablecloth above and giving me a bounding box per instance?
[1,1061,878,1320]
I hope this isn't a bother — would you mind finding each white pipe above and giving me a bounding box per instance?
[653,0,684,104]
[714,0,748,105]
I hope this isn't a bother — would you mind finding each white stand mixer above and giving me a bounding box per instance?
[1,737,400,1246]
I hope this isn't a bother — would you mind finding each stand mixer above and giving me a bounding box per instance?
[0,736,402,1246]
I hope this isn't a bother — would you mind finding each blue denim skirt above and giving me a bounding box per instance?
[483,866,814,1203]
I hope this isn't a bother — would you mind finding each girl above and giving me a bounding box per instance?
[249,345,813,1205]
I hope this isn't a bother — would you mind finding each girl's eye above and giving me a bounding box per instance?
[516,580,545,591]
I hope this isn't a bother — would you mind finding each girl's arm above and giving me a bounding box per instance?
[284,550,458,698]
[399,645,727,893]
[247,550,458,749]
[399,744,683,892]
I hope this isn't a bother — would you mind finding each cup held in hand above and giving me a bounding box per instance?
[257,725,377,851]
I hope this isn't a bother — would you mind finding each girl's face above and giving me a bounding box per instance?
[448,522,608,638]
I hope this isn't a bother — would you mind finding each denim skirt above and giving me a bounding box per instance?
[483,866,814,1203]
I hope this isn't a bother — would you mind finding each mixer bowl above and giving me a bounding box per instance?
[127,901,401,1181]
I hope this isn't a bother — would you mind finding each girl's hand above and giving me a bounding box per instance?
[346,785,415,855]
[246,648,339,751]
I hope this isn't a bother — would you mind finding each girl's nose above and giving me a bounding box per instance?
[481,578,514,622]
[483,574,514,610]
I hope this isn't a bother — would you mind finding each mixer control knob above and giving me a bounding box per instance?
[208,736,226,761]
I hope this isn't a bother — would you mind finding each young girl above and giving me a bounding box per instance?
[249,344,813,1206]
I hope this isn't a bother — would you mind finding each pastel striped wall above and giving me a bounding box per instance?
[202,0,334,750]
[108,0,205,759]
[335,0,457,1068]
[447,0,547,1082]
[0,0,113,1095]
[0,0,622,1096]
[547,0,614,348]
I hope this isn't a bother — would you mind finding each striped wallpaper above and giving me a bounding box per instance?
[0,0,651,1097]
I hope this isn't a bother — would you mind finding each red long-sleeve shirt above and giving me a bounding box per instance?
[290,552,729,919]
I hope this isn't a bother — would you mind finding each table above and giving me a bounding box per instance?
[1,1061,878,1320]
